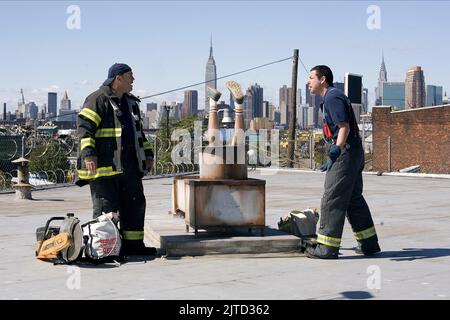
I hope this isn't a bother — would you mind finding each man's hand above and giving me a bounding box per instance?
[84,156,98,175]
[146,158,154,175]
[320,158,333,172]
[320,144,341,172]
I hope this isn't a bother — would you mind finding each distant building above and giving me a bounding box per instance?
[268,103,276,121]
[169,102,183,120]
[144,110,160,129]
[382,82,405,110]
[279,101,288,127]
[39,104,47,120]
[27,102,38,120]
[243,90,253,127]
[426,85,443,106]
[58,91,76,123]
[375,52,388,106]
[60,91,71,111]
[405,66,426,109]
[363,88,369,113]
[205,37,217,113]
[146,103,157,112]
[48,92,57,118]
[262,101,270,118]
[249,117,273,131]
[333,82,344,92]
[297,88,302,105]
[273,110,281,125]
[182,90,198,117]
[279,85,291,126]
[443,91,450,104]
[17,89,26,119]
[305,83,323,128]
[229,92,234,109]
[249,83,264,118]
[298,104,310,129]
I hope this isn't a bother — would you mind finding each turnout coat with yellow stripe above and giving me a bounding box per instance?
[75,85,153,187]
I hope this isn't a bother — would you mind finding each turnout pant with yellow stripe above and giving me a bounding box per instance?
[89,152,146,249]
[315,137,379,256]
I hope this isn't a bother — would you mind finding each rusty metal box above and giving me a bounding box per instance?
[172,175,265,234]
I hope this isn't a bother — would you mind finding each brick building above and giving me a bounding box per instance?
[372,105,450,174]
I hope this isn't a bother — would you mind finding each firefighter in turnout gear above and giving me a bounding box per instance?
[75,63,156,256]
[305,65,381,259]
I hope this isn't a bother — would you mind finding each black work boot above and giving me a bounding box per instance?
[304,244,338,260]
[355,242,381,256]
[299,236,317,253]
[122,241,157,256]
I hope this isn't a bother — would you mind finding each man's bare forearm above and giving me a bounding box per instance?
[336,123,350,147]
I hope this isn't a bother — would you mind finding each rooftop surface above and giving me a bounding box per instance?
[1,169,449,300]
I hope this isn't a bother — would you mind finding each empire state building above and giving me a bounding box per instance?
[205,37,217,114]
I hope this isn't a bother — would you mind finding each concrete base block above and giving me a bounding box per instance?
[145,218,301,257]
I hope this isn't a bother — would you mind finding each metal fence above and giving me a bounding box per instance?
[250,130,373,171]
[0,132,199,193]
[0,129,374,193]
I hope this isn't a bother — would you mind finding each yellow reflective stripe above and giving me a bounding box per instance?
[317,234,341,248]
[80,138,95,151]
[77,166,121,180]
[79,108,101,126]
[354,226,377,241]
[95,128,122,138]
[122,231,144,240]
[143,141,152,150]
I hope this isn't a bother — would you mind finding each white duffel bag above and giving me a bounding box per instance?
[81,212,121,260]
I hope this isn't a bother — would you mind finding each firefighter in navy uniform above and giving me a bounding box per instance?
[75,63,156,256]
[305,65,381,259]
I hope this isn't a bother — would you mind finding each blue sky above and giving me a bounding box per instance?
[1,0,449,112]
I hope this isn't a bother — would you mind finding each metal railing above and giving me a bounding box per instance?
[0,129,374,193]
[0,133,199,193]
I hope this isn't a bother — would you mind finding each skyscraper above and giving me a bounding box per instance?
[382,82,405,109]
[333,82,344,92]
[426,85,443,106]
[305,83,323,128]
[59,91,75,123]
[243,89,253,126]
[205,36,217,114]
[48,92,57,117]
[362,88,369,113]
[274,110,281,125]
[60,91,71,111]
[27,102,38,119]
[249,83,263,118]
[17,89,26,119]
[268,103,276,121]
[182,90,198,117]
[262,101,270,118]
[375,52,387,106]
[146,103,157,112]
[405,66,426,109]
[443,91,450,104]
[279,85,291,126]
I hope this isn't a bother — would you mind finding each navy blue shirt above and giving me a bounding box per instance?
[322,86,358,140]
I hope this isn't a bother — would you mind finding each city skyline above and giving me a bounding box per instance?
[1,1,449,113]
